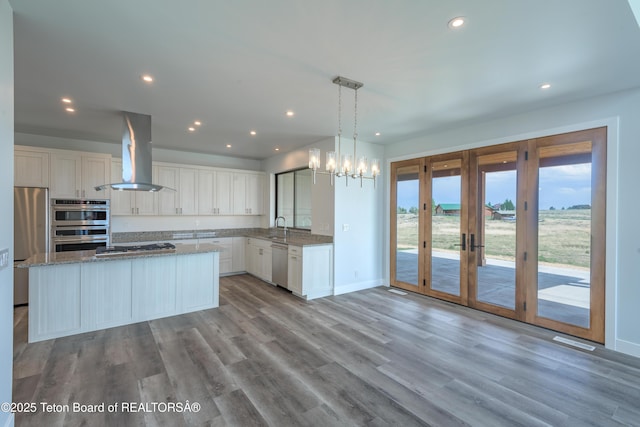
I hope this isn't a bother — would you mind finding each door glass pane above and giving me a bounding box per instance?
[395,165,420,286]
[476,153,517,309]
[431,160,461,296]
[294,169,312,229]
[537,144,592,328]
[276,173,294,228]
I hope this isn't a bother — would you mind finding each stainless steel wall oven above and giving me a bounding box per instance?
[50,199,110,252]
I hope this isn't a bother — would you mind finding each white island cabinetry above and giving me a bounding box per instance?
[25,245,219,343]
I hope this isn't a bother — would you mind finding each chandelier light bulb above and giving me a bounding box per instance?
[309,148,320,170]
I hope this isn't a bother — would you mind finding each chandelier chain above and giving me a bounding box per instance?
[353,88,358,141]
[338,84,342,137]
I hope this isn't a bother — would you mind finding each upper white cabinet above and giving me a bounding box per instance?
[197,169,233,215]
[15,147,50,188]
[156,165,198,215]
[50,150,110,199]
[233,172,264,215]
[110,159,157,215]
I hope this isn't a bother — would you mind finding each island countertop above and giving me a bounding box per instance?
[17,243,222,268]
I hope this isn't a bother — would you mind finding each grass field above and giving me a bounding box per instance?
[396,209,591,268]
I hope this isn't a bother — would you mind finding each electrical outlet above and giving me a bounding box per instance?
[0,248,9,270]
[342,224,350,232]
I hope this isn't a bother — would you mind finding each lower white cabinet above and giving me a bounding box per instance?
[29,264,82,341]
[132,257,178,320]
[245,238,272,282]
[27,251,219,343]
[287,244,333,300]
[82,260,133,330]
[177,253,218,311]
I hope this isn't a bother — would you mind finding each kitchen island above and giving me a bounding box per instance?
[18,243,220,343]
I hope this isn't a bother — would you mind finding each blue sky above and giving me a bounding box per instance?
[397,163,591,211]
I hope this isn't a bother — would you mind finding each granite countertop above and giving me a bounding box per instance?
[17,243,222,268]
[112,228,333,247]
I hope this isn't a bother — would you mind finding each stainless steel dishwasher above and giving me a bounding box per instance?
[271,243,288,288]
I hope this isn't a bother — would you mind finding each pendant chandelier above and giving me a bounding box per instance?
[309,76,380,187]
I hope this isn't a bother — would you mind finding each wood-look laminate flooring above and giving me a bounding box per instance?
[12,274,640,426]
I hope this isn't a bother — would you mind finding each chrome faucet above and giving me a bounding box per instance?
[275,216,287,239]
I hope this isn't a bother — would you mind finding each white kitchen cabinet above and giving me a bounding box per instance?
[287,246,303,295]
[50,150,110,199]
[27,249,220,342]
[233,172,264,215]
[157,165,198,215]
[110,159,157,215]
[179,167,198,215]
[177,252,218,312]
[29,263,82,341]
[198,169,233,215]
[132,256,178,320]
[82,260,133,330]
[15,147,50,187]
[245,238,259,277]
[232,236,245,272]
[287,244,333,300]
[196,237,233,274]
[245,237,272,282]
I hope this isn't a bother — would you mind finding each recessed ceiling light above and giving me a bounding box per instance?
[275,148,280,151]
[448,17,465,29]
[188,127,195,132]
[61,97,72,104]
[250,130,257,136]
[540,83,551,90]
[286,111,294,117]
[194,121,201,126]
[141,74,154,83]
[65,107,75,113]
[226,144,232,148]
[375,132,381,136]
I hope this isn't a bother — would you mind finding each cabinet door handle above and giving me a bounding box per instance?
[76,190,79,197]
[131,207,135,214]
[136,208,139,214]
[82,190,86,198]
[175,208,179,214]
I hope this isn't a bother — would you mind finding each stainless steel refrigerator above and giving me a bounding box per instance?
[14,187,49,306]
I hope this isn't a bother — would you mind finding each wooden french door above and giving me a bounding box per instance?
[390,127,606,343]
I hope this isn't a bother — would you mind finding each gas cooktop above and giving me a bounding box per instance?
[95,242,176,256]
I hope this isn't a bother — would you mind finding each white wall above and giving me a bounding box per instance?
[333,139,385,294]
[263,137,335,236]
[385,88,640,358]
[0,1,14,426]
[15,132,262,171]
[263,136,386,294]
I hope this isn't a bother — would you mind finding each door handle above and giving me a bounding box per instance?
[470,234,484,252]
[453,233,466,251]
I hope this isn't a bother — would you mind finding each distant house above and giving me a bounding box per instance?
[484,204,496,218]
[435,203,461,215]
[434,203,495,217]
[492,210,516,220]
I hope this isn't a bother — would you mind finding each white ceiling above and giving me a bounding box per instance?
[10,0,640,160]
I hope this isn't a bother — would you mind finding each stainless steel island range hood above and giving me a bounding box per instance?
[95,111,169,192]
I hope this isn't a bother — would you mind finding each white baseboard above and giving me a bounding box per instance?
[615,338,640,358]
[334,279,385,296]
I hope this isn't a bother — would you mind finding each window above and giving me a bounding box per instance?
[276,168,312,229]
